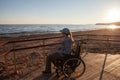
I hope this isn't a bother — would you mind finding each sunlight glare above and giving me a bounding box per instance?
[104,8,120,22]
[108,25,117,29]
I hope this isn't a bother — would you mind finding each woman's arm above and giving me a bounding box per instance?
[63,38,72,54]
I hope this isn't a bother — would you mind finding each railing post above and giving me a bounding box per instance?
[86,35,89,53]
[12,43,17,73]
[13,51,17,73]
[43,40,46,65]
[3,42,10,77]
[4,55,9,76]
[99,36,109,80]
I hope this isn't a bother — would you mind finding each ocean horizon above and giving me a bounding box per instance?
[0,24,120,37]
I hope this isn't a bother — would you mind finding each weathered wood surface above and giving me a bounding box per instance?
[22,53,120,80]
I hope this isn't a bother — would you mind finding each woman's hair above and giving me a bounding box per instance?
[65,32,74,42]
[69,32,74,42]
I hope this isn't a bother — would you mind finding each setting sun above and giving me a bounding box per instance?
[104,8,120,22]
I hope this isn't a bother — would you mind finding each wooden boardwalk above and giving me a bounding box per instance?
[23,53,120,80]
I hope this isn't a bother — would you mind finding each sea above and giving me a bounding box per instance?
[0,24,120,37]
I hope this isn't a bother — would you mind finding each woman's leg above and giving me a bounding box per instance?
[44,52,62,73]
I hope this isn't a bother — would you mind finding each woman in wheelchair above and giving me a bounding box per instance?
[42,28,74,74]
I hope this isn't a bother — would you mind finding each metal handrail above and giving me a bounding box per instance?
[0,34,120,56]
[1,39,119,55]
[89,39,120,42]
[1,34,120,44]
[11,42,61,51]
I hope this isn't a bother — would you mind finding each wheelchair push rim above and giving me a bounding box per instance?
[63,58,86,79]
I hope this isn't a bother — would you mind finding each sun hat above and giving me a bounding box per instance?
[60,28,70,34]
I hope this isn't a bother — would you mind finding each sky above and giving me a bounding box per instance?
[0,0,120,24]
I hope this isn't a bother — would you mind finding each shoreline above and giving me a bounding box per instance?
[0,28,120,42]
[0,28,120,38]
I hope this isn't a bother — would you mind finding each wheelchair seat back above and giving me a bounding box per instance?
[72,41,81,58]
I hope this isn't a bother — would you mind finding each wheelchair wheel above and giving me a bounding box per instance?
[63,58,86,79]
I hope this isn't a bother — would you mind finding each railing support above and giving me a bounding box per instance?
[12,43,17,73]
[99,36,109,80]
[43,40,46,65]
[13,51,17,73]
[4,55,9,75]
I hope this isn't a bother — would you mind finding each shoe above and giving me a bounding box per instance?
[42,71,51,74]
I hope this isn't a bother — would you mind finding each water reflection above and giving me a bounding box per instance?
[107,25,118,29]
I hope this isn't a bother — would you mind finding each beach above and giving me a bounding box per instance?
[0,28,120,80]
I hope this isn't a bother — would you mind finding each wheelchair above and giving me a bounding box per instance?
[49,40,86,80]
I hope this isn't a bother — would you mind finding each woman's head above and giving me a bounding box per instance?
[60,28,70,35]
[60,28,74,41]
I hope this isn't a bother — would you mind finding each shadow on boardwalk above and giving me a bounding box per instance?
[33,73,51,80]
